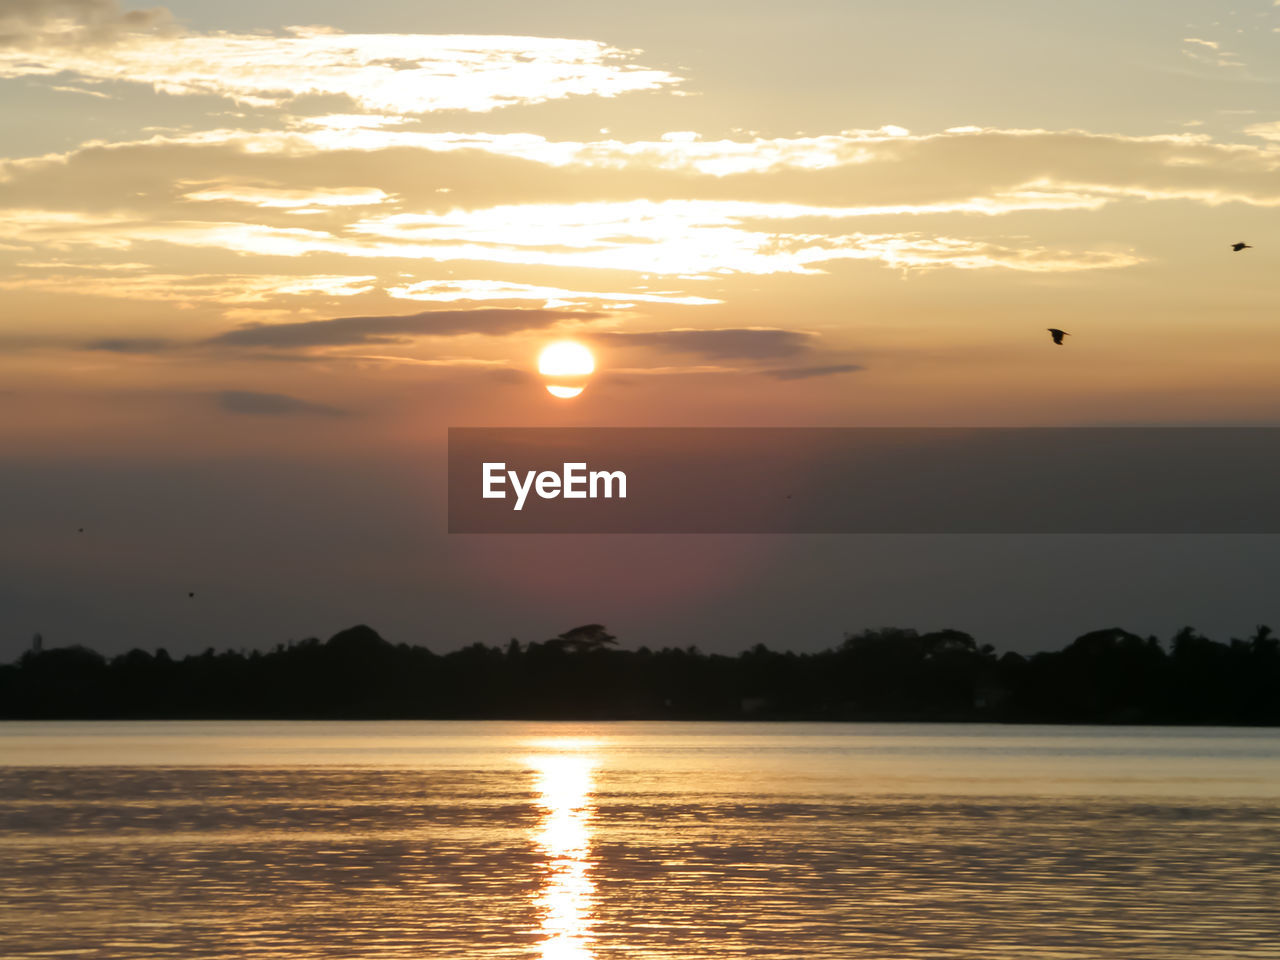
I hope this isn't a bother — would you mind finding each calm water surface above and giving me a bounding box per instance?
[1,721,1278,959]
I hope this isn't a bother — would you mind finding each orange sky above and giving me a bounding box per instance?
[2,0,1279,657]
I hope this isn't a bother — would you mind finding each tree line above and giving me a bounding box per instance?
[1,622,1278,724]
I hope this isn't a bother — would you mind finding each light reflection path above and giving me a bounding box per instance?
[528,745,598,960]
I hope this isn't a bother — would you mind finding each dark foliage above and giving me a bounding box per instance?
[1,623,1277,723]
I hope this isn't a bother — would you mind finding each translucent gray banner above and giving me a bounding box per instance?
[448,428,1280,533]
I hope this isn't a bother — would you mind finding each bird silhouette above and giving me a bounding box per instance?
[1047,328,1069,345]
[187,592,195,599]
[1231,242,1252,252]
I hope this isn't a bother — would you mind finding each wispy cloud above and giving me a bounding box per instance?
[84,336,173,353]
[0,270,379,303]
[0,6,681,113]
[765,364,863,380]
[186,126,898,175]
[343,354,511,368]
[340,202,1142,275]
[205,307,596,349]
[107,123,1255,182]
[15,119,1280,364]
[181,184,392,211]
[0,0,174,45]
[0,201,1140,275]
[49,84,113,99]
[1181,36,1245,69]
[1244,120,1280,141]
[386,278,721,307]
[588,328,817,360]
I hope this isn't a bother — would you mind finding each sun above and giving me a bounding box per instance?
[546,384,585,399]
[538,341,595,399]
[538,341,595,377]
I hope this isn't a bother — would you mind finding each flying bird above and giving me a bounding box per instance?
[1231,242,1252,252]
[187,592,195,599]
[1047,328,1069,345]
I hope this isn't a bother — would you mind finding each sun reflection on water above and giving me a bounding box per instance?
[529,748,598,960]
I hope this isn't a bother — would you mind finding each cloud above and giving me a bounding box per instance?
[0,10,681,113]
[206,307,595,349]
[343,354,510,369]
[84,336,173,352]
[0,199,1141,275]
[588,328,817,360]
[1181,36,1245,70]
[187,126,896,176]
[214,390,346,417]
[0,199,1152,277]
[18,122,1280,318]
[0,271,379,303]
[73,199,1116,276]
[9,123,1280,205]
[0,0,173,46]
[49,84,113,98]
[100,123,1280,194]
[181,184,392,211]
[386,278,721,307]
[1244,121,1280,141]
[765,364,863,380]
[822,233,1141,272]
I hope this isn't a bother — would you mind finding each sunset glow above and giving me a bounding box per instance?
[5,4,1280,957]
[530,751,597,960]
[4,0,1280,660]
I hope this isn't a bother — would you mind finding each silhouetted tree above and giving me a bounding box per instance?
[1,621,1277,724]
[545,624,617,654]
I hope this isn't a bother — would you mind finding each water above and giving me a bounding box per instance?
[1,722,1278,959]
